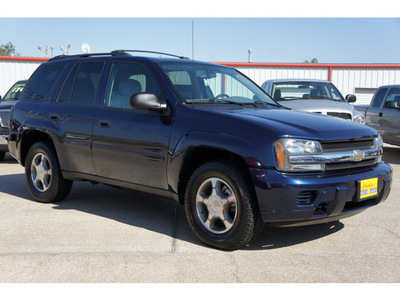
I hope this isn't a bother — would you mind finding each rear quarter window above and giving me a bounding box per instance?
[22,63,66,101]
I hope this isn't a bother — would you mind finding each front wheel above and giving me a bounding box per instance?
[185,160,263,250]
[25,141,72,203]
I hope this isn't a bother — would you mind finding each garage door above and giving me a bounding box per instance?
[354,88,377,106]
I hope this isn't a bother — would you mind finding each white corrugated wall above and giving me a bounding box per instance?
[236,67,329,86]
[0,60,42,96]
[331,68,400,105]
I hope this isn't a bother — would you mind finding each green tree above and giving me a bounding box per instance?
[303,58,319,63]
[0,42,19,56]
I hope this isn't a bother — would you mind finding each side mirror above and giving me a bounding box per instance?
[130,93,167,112]
[345,94,357,103]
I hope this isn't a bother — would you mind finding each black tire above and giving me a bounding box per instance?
[0,151,5,161]
[184,160,263,250]
[25,141,72,203]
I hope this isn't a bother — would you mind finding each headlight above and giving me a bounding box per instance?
[374,134,384,161]
[353,111,365,124]
[274,138,324,172]
[374,134,383,148]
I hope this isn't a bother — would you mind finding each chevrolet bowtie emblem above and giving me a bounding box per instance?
[353,150,364,161]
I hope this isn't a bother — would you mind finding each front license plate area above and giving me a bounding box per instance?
[358,177,378,201]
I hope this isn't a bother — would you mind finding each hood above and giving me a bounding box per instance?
[277,99,354,115]
[219,107,375,141]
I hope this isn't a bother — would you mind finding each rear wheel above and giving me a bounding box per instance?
[25,141,72,203]
[185,160,263,250]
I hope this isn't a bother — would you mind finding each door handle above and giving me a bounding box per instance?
[49,114,60,121]
[379,112,383,117]
[98,120,111,128]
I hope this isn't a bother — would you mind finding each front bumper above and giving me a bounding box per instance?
[250,162,392,227]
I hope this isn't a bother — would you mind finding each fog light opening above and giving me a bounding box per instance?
[314,202,329,216]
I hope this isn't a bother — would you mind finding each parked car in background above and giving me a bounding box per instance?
[0,80,27,160]
[261,79,365,124]
[355,85,400,146]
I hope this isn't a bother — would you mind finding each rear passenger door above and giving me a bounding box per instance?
[92,61,172,190]
[51,61,105,175]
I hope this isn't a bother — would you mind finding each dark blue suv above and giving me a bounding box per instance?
[8,50,392,250]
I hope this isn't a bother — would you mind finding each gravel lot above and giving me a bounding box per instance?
[0,144,399,283]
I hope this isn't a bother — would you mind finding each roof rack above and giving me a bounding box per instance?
[49,52,120,61]
[111,50,189,59]
[49,50,189,62]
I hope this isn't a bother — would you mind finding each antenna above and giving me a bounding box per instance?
[192,20,195,60]
[38,45,49,57]
[60,44,71,55]
[81,43,91,54]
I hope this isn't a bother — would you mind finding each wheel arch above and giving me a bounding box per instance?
[19,130,55,167]
[176,146,254,205]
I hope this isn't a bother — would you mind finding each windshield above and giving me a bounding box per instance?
[159,62,277,106]
[2,81,26,102]
[271,81,344,102]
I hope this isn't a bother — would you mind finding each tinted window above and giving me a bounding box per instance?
[105,62,160,109]
[57,62,104,105]
[57,64,79,103]
[386,88,400,101]
[371,88,388,108]
[22,63,66,101]
[70,62,104,105]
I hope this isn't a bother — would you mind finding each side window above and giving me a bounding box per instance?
[105,62,160,109]
[22,63,66,101]
[57,64,79,103]
[57,62,104,105]
[327,86,342,101]
[385,88,400,108]
[166,70,194,100]
[371,88,388,108]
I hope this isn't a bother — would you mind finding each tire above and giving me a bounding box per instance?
[0,151,5,161]
[184,160,263,250]
[25,141,72,203]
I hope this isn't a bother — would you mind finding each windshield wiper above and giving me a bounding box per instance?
[309,96,332,100]
[208,97,245,106]
[254,101,280,107]
[278,97,301,101]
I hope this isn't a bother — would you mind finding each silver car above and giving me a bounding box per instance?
[261,79,365,124]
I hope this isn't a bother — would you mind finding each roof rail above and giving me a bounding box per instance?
[49,52,123,61]
[111,50,189,59]
[49,50,189,62]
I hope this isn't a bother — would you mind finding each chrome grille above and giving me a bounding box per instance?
[327,112,352,120]
[321,139,375,152]
[321,138,378,171]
